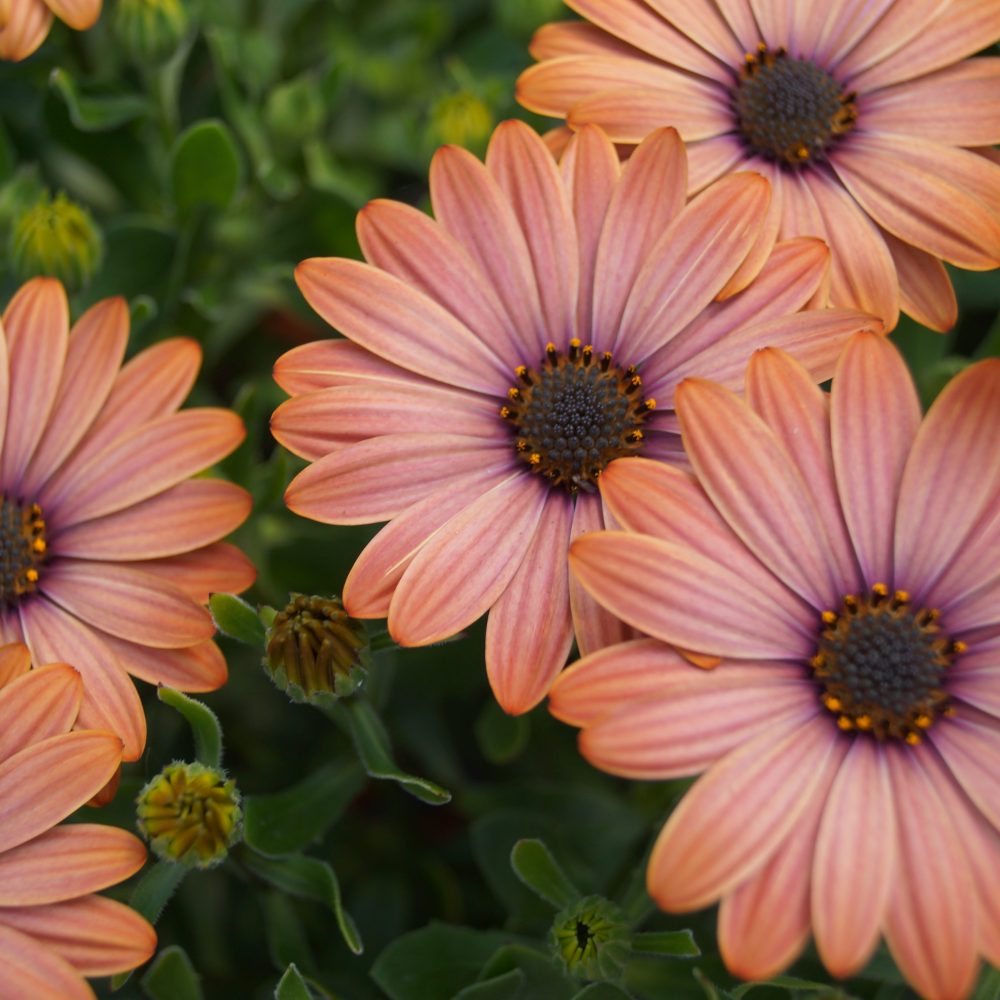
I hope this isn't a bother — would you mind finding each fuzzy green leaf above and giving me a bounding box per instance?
[171,120,243,213]
[141,946,203,1000]
[157,687,223,769]
[49,69,150,131]
[631,930,700,958]
[509,839,579,910]
[275,964,313,1000]
[210,592,267,646]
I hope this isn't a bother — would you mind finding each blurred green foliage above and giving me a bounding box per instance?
[1,2,998,999]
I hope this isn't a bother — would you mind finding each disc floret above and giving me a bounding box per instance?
[0,497,46,605]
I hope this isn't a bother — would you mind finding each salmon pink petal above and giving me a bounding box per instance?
[616,173,771,363]
[19,297,128,499]
[647,716,840,912]
[560,125,620,338]
[567,493,633,657]
[649,0,748,65]
[580,676,815,779]
[0,923,91,1000]
[0,642,30,687]
[599,457,817,627]
[1,278,68,490]
[99,634,227,692]
[43,408,245,526]
[486,120,578,346]
[570,531,813,659]
[485,493,574,714]
[946,571,1000,634]
[640,237,830,391]
[686,135,747,193]
[272,382,501,460]
[53,479,252,561]
[389,473,548,648]
[676,377,841,609]
[356,199,523,364]
[0,0,52,61]
[129,543,256,604]
[948,635,1000,719]
[41,561,213,649]
[831,332,921,588]
[0,825,145,905]
[745,349,861,595]
[0,664,81,759]
[930,716,1000,833]
[0,896,156,976]
[286,433,514,526]
[884,746,979,1000]
[717,769,830,982]
[812,741,895,976]
[563,0,729,77]
[19,598,145,760]
[0,730,122,853]
[527,21,647,62]
[832,135,1000,269]
[428,144,546,358]
[895,360,1000,601]
[590,126,687,348]
[343,466,513,618]
[862,59,1000,147]
[44,0,101,29]
[883,230,957,332]
[810,0,895,67]
[295,258,508,392]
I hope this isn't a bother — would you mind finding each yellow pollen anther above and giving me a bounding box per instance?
[952,640,968,654]
[855,715,873,731]
[837,716,854,731]
[507,387,521,401]
[25,569,38,583]
[822,694,842,712]
[499,406,511,419]
[528,453,541,466]
[915,714,933,729]
[905,732,922,746]
[821,610,837,625]
[515,365,527,379]
[894,590,910,604]
[32,539,45,554]
[872,582,889,598]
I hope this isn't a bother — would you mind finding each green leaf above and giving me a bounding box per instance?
[170,120,243,213]
[453,969,525,1000]
[693,968,732,1000]
[572,985,633,1000]
[242,850,363,955]
[972,965,1000,1000]
[475,701,530,764]
[157,688,223,769]
[49,68,150,131]
[478,945,574,1000]
[243,760,365,857]
[141,946,203,1000]
[333,697,451,806]
[509,839,579,910]
[210,592,266,646]
[265,892,315,975]
[730,976,849,997]
[275,964,314,1000]
[371,923,514,1000]
[631,930,700,959]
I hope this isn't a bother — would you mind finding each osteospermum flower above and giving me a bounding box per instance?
[517,0,1000,331]
[0,643,155,998]
[555,333,1000,999]
[0,0,101,61]
[0,278,253,760]
[274,119,880,713]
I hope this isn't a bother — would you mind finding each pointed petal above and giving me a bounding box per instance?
[0,0,52,61]
[0,923,92,1000]
[930,715,1000,833]
[812,741,895,976]
[895,360,1000,598]
[129,543,255,604]
[569,530,813,660]
[389,473,548,648]
[485,493,574,714]
[0,825,145,905]
[1,278,69,490]
[53,479,252,561]
[18,598,145,760]
[99,634,227,692]
[0,642,29,688]
[0,731,122,854]
[527,20,651,62]
[19,297,128,499]
[809,0,895,67]
[286,433,514,526]
[0,896,156,976]
[648,716,840,911]
[686,134,747,192]
[883,230,957,332]
[44,0,101,30]
[0,664,81,760]
[646,0,748,65]
[676,377,841,609]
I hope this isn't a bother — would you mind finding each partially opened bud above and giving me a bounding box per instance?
[10,191,102,289]
[264,594,368,705]
[551,895,632,982]
[114,0,190,64]
[137,761,241,869]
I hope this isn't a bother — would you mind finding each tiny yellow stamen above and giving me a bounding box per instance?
[822,694,842,712]
[821,610,837,625]
[905,732,922,746]
[837,716,854,732]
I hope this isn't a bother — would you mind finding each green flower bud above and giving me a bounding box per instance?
[137,761,241,869]
[429,91,493,151]
[264,594,369,706]
[265,76,326,148]
[10,191,102,290]
[551,895,632,982]
[113,0,190,65]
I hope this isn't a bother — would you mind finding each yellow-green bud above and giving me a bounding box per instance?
[113,0,190,65]
[552,895,632,982]
[264,594,368,706]
[429,92,493,151]
[265,76,326,148]
[10,192,102,290]
[136,762,241,869]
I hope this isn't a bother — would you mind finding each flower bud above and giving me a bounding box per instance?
[113,0,190,65]
[10,191,102,290]
[265,76,326,148]
[137,761,241,869]
[429,91,493,150]
[551,895,632,982]
[264,594,368,705]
